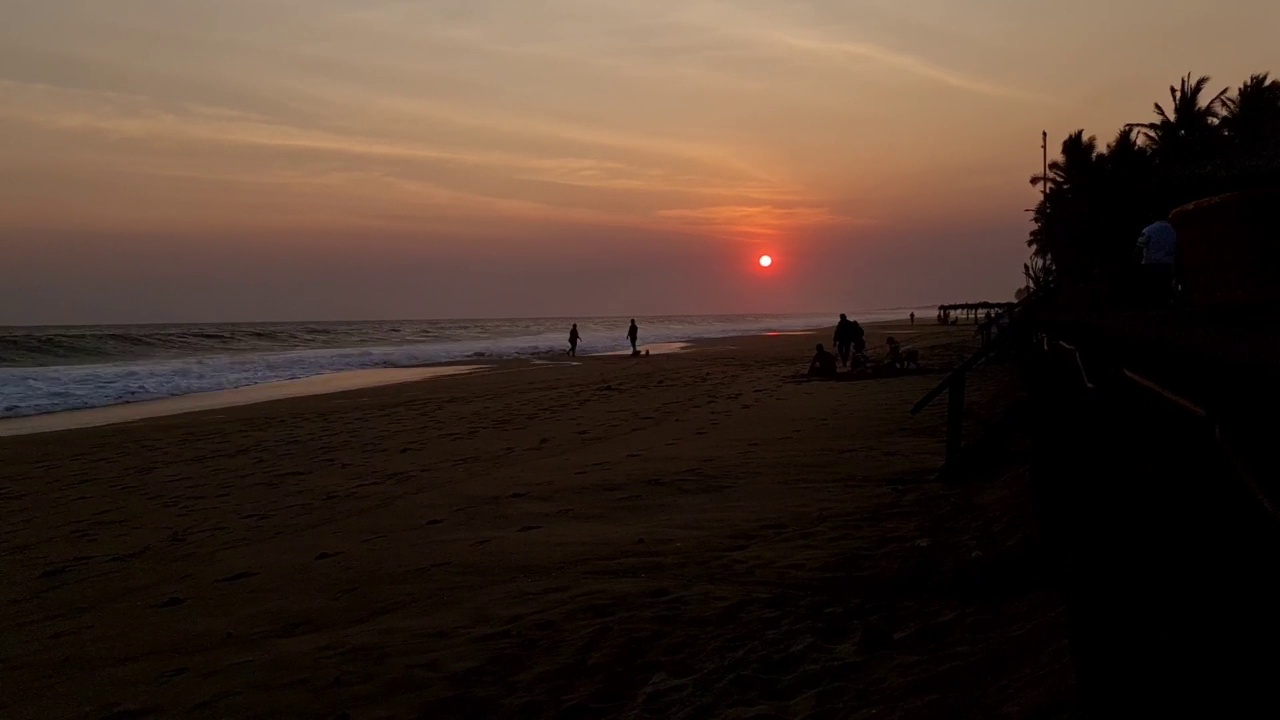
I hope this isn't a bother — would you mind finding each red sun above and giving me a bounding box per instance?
[758,254,773,268]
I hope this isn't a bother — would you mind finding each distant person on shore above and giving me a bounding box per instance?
[567,323,581,356]
[808,343,838,378]
[910,311,915,326]
[627,319,639,355]
[833,314,856,367]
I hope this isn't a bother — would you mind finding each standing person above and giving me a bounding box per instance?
[1135,221,1177,307]
[832,313,855,367]
[851,320,867,358]
[909,311,915,326]
[626,319,639,355]
[567,323,582,356]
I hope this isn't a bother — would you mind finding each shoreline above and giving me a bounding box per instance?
[0,333,813,437]
[0,318,941,437]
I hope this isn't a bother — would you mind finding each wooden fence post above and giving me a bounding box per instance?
[946,373,966,466]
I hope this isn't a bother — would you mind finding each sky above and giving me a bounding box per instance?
[2,0,1276,324]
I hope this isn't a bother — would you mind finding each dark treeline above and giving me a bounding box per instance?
[1026,72,1280,287]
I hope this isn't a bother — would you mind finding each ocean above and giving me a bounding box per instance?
[0,309,922,418]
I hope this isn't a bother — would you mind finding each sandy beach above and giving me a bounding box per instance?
[0,322,1075,719]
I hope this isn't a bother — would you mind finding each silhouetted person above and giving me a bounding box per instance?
[833,313,856,367]
[851,320,867,357]
[809,343,838,378]
[910,311,915,325]
[886,336,902,367]
[567,323,581,356]
[1136,221,1177,307]
[627,319,639,354]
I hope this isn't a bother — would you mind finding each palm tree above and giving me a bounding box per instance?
[1219,73,1280,150]
[1026,71,1276,287]
[1128,73,1229,160]
[1101,126,1148,171]
[1027,131,1101,277]
[1030,130,1100,194]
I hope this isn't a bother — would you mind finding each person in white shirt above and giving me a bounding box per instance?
[1135,220,1178,306]
[1137,221,1177,265]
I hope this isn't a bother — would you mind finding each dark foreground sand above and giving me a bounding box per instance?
[0,323,1075,719]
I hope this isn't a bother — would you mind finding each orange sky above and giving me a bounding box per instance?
[2,0,1277,323]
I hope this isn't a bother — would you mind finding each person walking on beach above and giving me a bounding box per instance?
[910,311,915,326]
[626,319,639,355]
[833,313,856,367]
[567,323,582,357]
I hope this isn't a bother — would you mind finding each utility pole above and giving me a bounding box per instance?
[1041,130,1048,204]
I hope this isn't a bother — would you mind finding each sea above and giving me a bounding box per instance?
[0,309,922,419]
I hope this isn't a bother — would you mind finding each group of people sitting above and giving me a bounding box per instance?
[807,314,919,379]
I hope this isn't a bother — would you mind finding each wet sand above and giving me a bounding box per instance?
[0,322,1075,719]
[0,366,491,438]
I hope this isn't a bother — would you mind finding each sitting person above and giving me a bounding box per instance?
[808,343,838,378]
[902,346,920,370]
[886,336,903,367]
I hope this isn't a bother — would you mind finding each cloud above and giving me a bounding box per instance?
[0,79,814,227]
[760,32,1051,103]
[655,204,856,240]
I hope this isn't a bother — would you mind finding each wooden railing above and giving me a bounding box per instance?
[911,288,1273,510]
[910,297,1033,469]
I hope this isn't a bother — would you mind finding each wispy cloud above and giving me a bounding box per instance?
[0,78,826,236]
[644,1,1050,103]
[759,32,1051,103]
[656,204,856,240]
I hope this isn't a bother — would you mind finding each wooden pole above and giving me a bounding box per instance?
[1041,130,1048,204]
[946,373,966,466]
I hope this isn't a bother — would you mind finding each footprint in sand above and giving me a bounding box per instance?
[470,539,493,548]
[314,552,343,561]
[508,492,530,498]
[516,525,544,533]
[423,518,444,526]
[156,667,190,684]
[214,571,260,583]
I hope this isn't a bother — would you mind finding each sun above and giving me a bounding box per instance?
[758,254,773,268]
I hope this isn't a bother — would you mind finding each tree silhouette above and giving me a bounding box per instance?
[1027,71,1279,284]
[1128,74,1229,161]
[1219,73,1280,149]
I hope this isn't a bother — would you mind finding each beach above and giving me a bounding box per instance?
[0,322,1075,719]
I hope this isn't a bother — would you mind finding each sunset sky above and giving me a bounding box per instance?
[2,0,1276,323]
